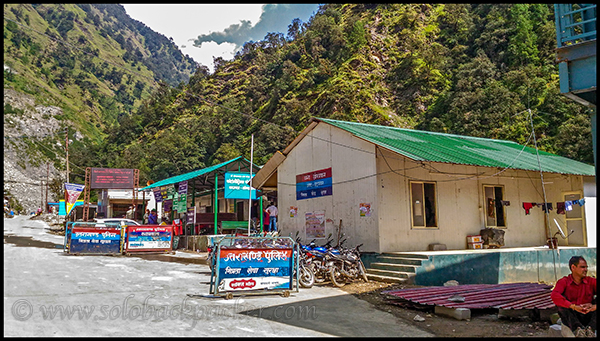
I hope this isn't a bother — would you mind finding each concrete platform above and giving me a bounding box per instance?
[363,246,596,286]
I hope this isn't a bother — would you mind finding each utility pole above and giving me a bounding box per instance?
[248,134,254,235]
[46,162,49,213]
[65,127,69,184]
[40,179,43,212]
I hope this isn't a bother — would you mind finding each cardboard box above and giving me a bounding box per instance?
[428,243,447,251]
[467,242,483,249]
[467,235,482,243]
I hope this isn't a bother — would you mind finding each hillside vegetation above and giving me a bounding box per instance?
[4,3,196,141]
[4,4,593,191]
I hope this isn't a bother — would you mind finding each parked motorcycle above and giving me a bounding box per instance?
[303,234,341,284]
[328,243,369,287]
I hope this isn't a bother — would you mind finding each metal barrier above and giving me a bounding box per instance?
[555,4,596,47]
[209,236,298,299]
[124,225,173,255]
[66,222,123,255]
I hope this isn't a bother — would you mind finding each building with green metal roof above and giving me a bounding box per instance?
[139,156,264,235]
[252,118,595,256]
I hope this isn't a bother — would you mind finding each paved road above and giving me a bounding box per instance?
[4,215,433,337]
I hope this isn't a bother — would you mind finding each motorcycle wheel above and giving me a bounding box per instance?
[299,265,315,288]
[359,261,369,282]
[329,266,345,288]
[312,263,326,283]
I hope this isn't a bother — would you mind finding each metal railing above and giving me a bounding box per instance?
[555,4,597,47]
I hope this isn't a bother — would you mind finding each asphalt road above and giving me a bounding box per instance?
[4,215,433,337]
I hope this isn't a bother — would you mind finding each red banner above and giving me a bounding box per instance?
[296,167,332,184]
[64,183,85,216]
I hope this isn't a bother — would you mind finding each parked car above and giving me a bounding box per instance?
[92,218,140,227]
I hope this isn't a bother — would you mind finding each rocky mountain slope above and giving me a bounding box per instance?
[3,3,198,212]
[3,88,69,213]
[4,4,594,212]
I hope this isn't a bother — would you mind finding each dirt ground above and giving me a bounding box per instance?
[338,281,552,338]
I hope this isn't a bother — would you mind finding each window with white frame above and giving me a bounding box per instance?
[410,181,437,228]
[483,185,506,228]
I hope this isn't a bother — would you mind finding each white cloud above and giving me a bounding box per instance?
[122,4,319,73]
[122,4,264,72]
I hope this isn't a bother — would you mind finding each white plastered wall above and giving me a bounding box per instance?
[277,123,380,252]
[275,123,589,253]
[583,176,596,247]
[376,147,587,252]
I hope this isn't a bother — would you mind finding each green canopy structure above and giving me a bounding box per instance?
[139,156,262,234]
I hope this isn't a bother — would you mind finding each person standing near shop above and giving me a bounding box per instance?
[251,201,259,228]
[148,209,158,224]
[265,202,278,232]
[126,206,134,220]
[262,205,270,233]
[143,209,150,224]
[551,256,596,337]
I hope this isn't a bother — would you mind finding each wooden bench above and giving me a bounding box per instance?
[220,221,250,234]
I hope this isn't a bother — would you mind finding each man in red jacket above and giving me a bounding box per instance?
[551,256,596,337]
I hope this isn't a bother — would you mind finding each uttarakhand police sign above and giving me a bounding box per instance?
[68,225,122,254]
[126,226,172,252]
[217,248,293,292]
[224,172,257,200]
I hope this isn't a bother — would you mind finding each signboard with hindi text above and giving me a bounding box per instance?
[224,172,257,199]
[217,247,293,292]
[296,168,332,200]
[125,225,173,253]
[68,224,122,255]
[90,168,134,189]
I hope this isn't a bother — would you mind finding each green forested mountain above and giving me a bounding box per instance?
[5,4,593,189]
[4,3,197,141]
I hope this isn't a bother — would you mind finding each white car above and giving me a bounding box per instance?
[92,218,140,227]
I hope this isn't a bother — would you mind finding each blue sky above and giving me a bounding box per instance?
[122,4,320,73]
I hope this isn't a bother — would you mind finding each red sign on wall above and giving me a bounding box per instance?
[90,168,134,189]
[295,167,332,184]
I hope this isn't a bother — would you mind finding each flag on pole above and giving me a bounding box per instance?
[64,183,85,216]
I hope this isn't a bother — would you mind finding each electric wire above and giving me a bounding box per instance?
[528,108,557,281]
[4,14,559,186]
[4,14,535,173]
[4,11,573,238]
[4,135,87,174]
[5,11,580,270]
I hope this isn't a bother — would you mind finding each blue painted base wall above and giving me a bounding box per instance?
[413,248,596,286]
[361,248,596,286]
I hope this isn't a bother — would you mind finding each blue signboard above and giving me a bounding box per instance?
[297,187,333,200]
[68,225,122,254]
[126,226,172,252]
[224,172,257,200]
[178,181,188,195]
[295,177,332,192]
[153,188,162,203]
[296,168,333,201]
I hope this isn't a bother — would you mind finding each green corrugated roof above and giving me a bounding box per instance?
[316,118,595,176]
[139,156,259,191]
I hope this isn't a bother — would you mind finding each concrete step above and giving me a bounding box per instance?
[366,273,409,283]
[370,262,418,273]
[375,256,424,266]
[366,268,414,279]
[380,252,430,260]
